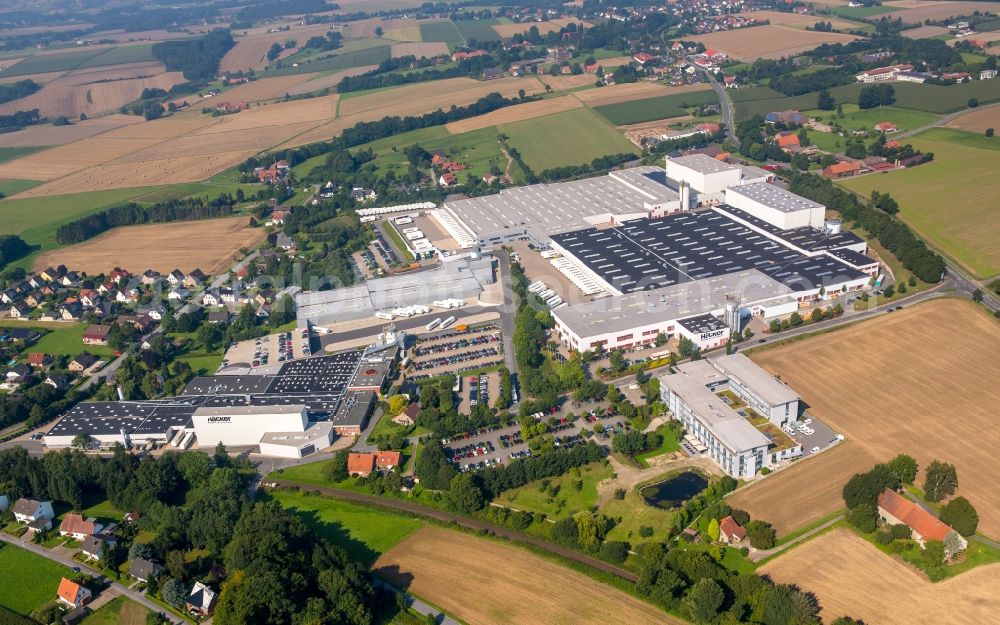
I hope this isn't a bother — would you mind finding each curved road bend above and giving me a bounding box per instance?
[0,533,183,623]
[269,480,639,582]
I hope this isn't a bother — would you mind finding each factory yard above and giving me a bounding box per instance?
[32,216,267,275]
[761,528,1000,625]
[735,299,1000,538]
[375,526,681,625]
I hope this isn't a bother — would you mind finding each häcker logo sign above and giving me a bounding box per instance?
[207,416,232,423]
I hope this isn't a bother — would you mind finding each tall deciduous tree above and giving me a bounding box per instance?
[939,496,978,536]
[923,460,958,502]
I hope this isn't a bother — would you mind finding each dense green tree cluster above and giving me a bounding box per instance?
[152,29,235,81]
[0,235,31,270]
[0,79,40,105]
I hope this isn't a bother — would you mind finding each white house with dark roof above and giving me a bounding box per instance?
[12,498,54,525]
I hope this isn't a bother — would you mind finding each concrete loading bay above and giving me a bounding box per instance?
[406,323,504,378]
[443,402,628,472]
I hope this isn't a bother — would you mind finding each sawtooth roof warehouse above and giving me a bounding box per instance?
[433,155,877,353]
[44,348,394,458]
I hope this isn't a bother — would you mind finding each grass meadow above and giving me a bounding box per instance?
[501,107,639,170]
[0,543,67,615]
[593,90,719,125]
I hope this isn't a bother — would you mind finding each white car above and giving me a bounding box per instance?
[810,446,821,453]
[803,418,813,425]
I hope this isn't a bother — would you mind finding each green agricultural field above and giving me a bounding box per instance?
[495,461,612,519]
[0,147,44,165]
[593,89,719,125]
[501,107,639,170]
[804,104,938,133]
[419,20,464,43]
[268,489,423,566]
[0,48,104,77]
[79,597,150,625]
[75,44,157,69]
[0,179,41,196]
[28,323,115,357]
[839,127,1000,278]
[261,46,392,77]
[0,543,68,615]
[830,5,895,18]
[454,19,503,42]
[729,86,784,103]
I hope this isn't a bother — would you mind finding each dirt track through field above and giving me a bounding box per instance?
[761,528,1000,625]
[731,299,1000,537]
[376,527,682,625]
[34,216,266,274]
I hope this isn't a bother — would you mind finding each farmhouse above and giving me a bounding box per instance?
[56,578,92,609]
[877,489,968,557]
[874,121,898,133]
[659,354,803,478]
[823,161,861,179]
[719,515,746,544]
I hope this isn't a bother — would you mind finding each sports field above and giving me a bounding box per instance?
[375,526,682,625]
[731,300,1000,537]
[269,489,423,566]
[500,107,639,170]
[761,528,1000,625]
[593,90,719,125]
[33,216,266,274]
[0,543,67,615]
[689,25,857,60]
[839,128,1000,278]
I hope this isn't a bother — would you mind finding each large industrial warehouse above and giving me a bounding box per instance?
[44,349,392,458]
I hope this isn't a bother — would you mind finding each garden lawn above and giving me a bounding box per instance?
[81,498,125,523]
[501,107,639,170]
[495,461,612,520]
[269,458,336,486]
[30,323,114,357]
[593,90,719,125]
[634,425,680,467]
[838,127,1000,278]
[0,543,68,615]
[79,597,150,625]
[268,489,423,566]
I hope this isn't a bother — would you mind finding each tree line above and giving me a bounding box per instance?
[787,172,945,282]
[55,194,238,245]
[152,29,235,81]
[538,152,637,182]
[0,79,40,105]
[0,108,42,133]
[337,54,498,93]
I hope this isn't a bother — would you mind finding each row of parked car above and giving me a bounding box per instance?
[460,457,504,471]
[499,432,523,448]
[414,333,499,357]
[469,375,489,406]
[417,324,499,345]
[447,439,496,461]
[373,233,398,266]
[440,424,506,445]
[412,347,501,371]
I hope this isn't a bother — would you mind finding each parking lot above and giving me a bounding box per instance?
[222,327,311,368]
[442,403,627,471]
[407,323,505,379]
[457,371,500,415]
[787,414,840,456]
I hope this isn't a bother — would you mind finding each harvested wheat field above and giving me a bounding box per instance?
[492,19,590,39]
[0,70,66,85]
[285,66,378,96]
[690,26,857,61]
[538,72,597,90]
[902,25,951,39]
[762,528,1000,625]
[0,114,142,148]
[391,42,449,58]
[446,95,583,133]
[735,299,1000,537]
[732,10,860,30]
[348,18,420,38]
[218,74,321,103]
[192,95,336,134]
[50,61,168,86]
[885,1,1000,23]
[375,526,681,625]
[34,216,266,275]
[728,442,872,536]
[573,81,708,107]
[944,105,1000,132]
[0,71,186,118]
[383,26,422,42]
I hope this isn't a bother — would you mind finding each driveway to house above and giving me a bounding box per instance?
[0,532,184,623]
[748,514,845,563]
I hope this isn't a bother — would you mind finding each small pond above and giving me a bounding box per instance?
[639,471,709,510]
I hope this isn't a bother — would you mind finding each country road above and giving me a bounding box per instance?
[692,62,738,145]
[0,533,184,623]
[267,480,640,582]
[894,101,1000,140]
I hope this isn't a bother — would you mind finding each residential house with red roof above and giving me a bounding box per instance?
[347,451,403,476]
[719,515,746,544]
[56,578,92,609]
